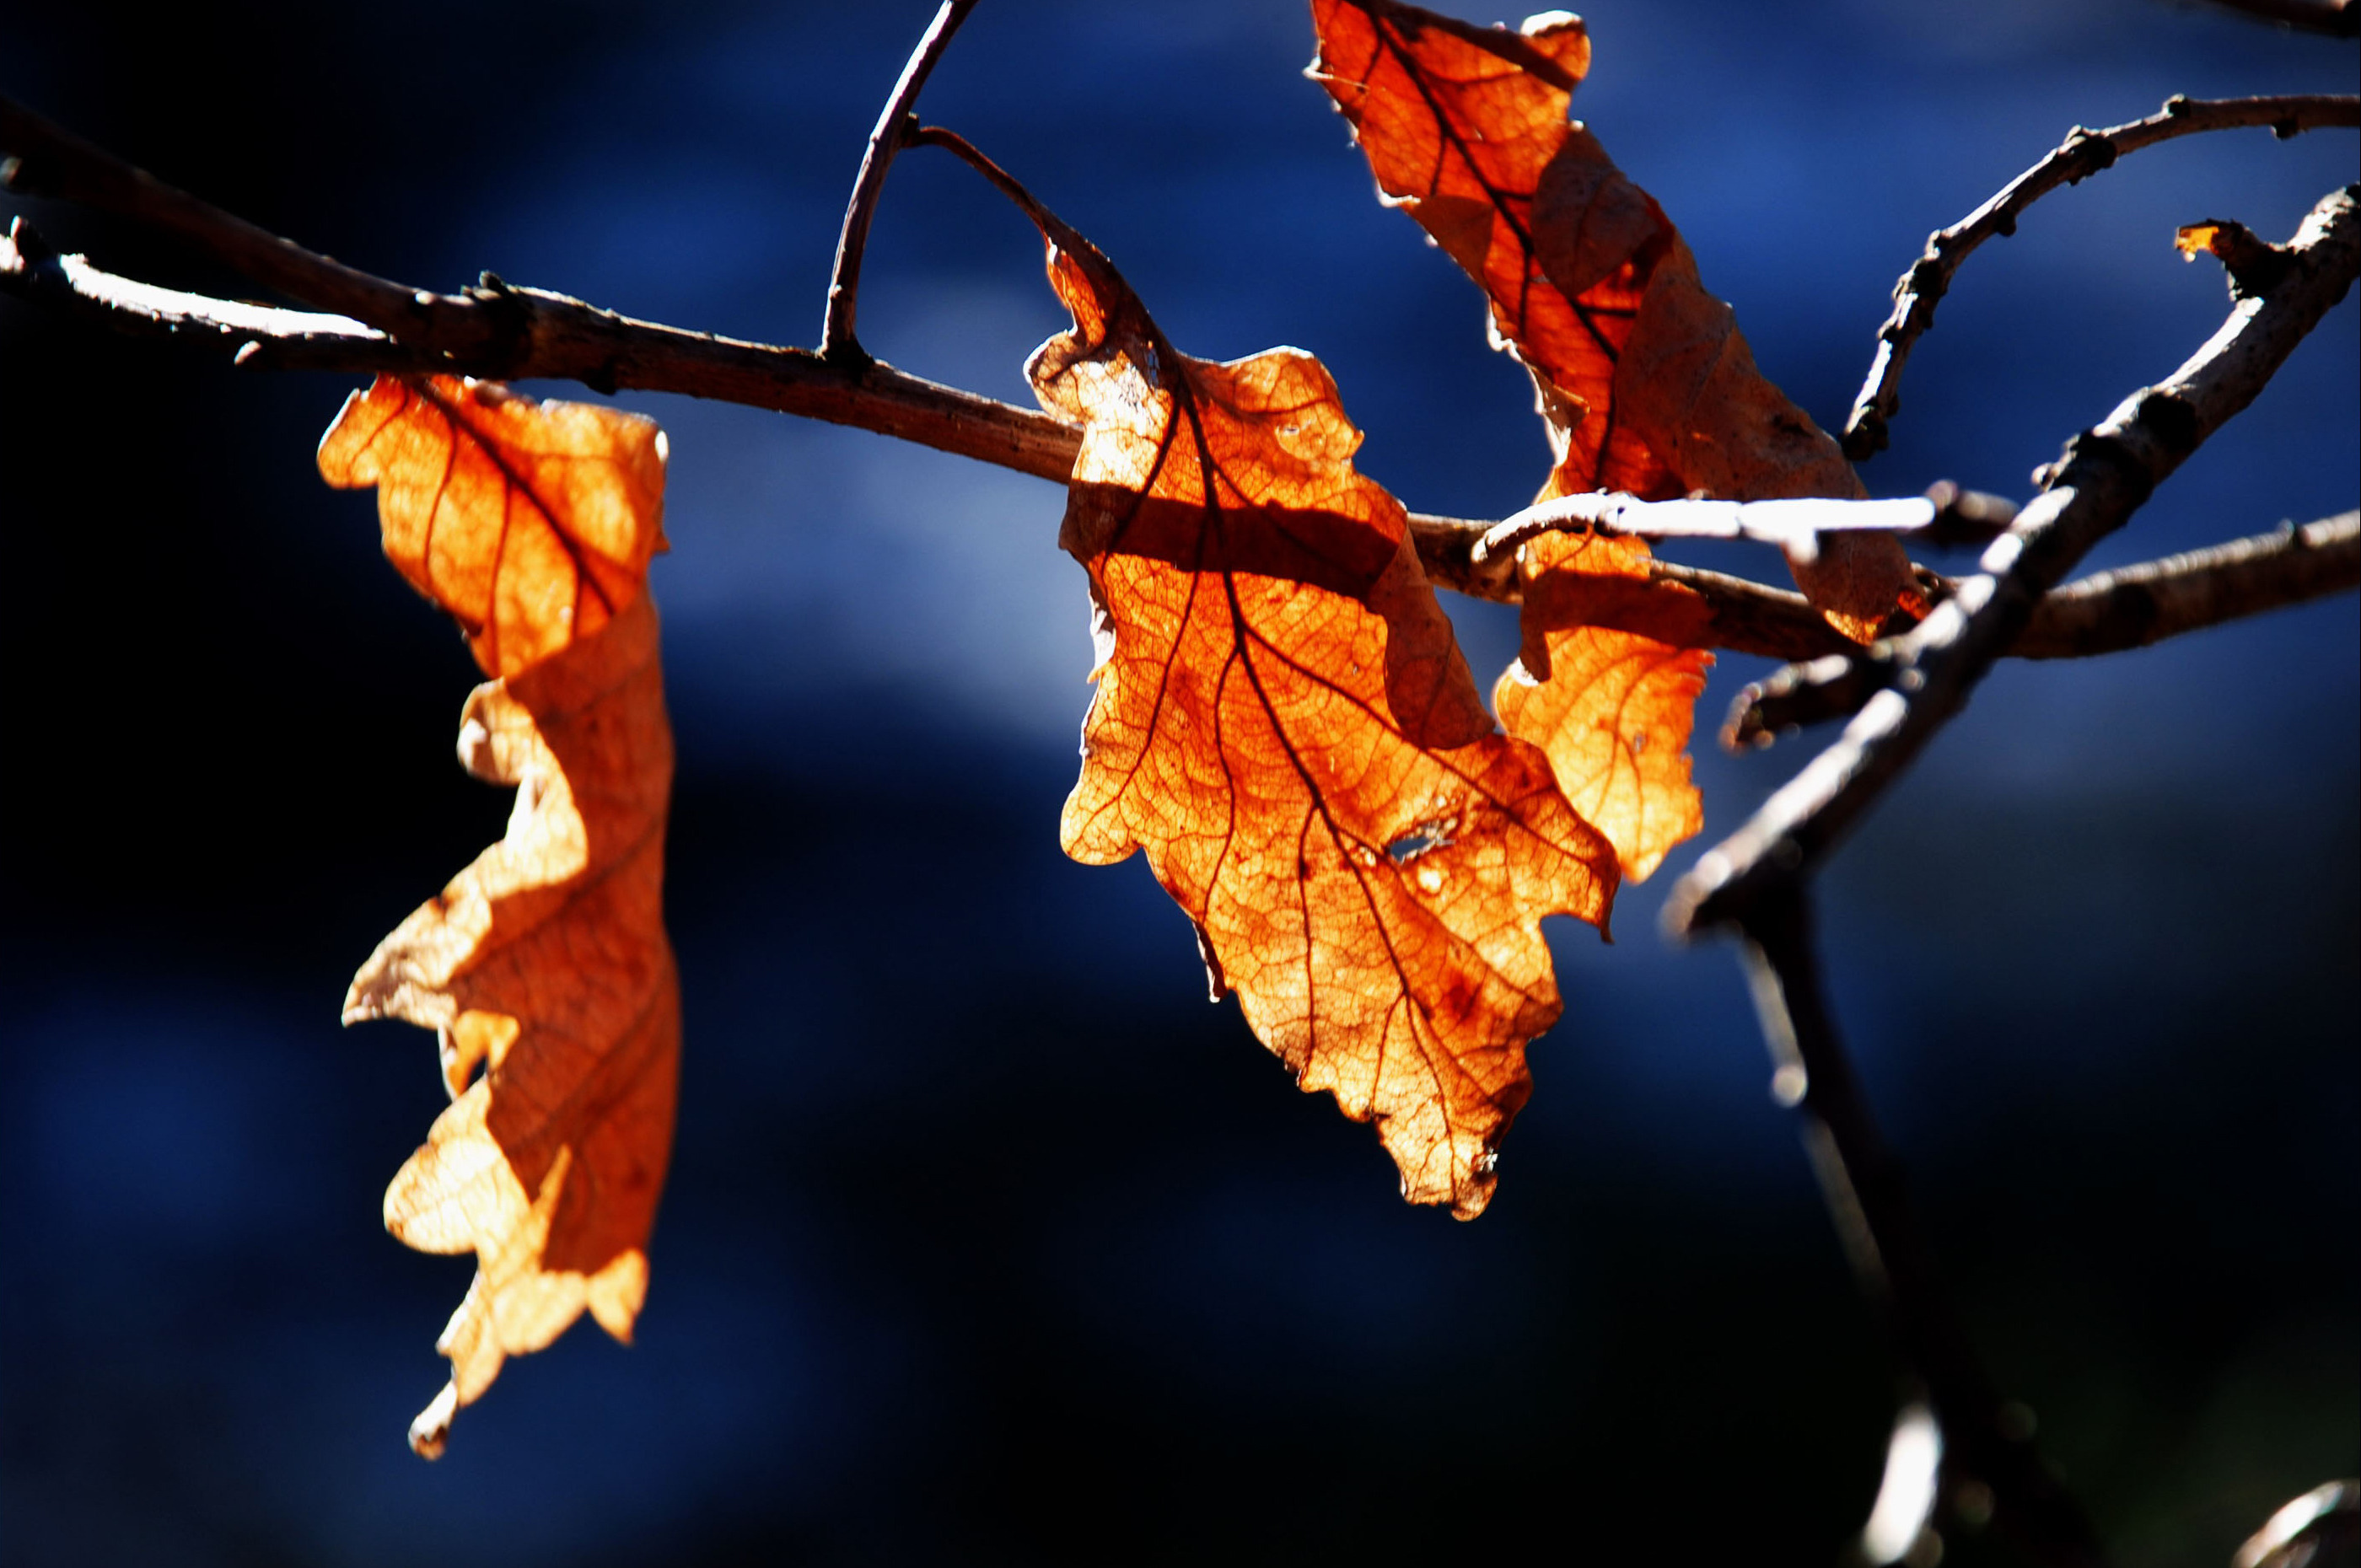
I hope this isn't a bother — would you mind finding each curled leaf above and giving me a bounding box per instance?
[1310,0,1914,639]
[1029,219,1616,1218]
[320,375,678,1457]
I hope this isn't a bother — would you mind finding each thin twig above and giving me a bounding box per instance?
[2202,0,2359,35]
[1669,183,2361,937]
[1841,94,2358,459]
[1738,885,2106,1567]
[820,0,980,365]
[1726,510,2361,743]
[2015,507,2360,656]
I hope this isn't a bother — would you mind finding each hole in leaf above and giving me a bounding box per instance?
[1386,819,1456,864]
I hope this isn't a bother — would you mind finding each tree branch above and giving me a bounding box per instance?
[9,212,2349,690]
[1669,182,2361,937]
[1841,94,2358,460]
[0,94,508,357]
[1726,510,2361,744]
[1738,884,2106,1568]
[7,93,2353,700]
[819,0,979,365]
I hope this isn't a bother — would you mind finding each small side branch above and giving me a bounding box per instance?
[820,0,980,364]
[1670,183,2361,936]
[1738,886,2106,1567]
[1727,510,2361,743]
[1842,94,2358,459]
[2016,508,2360,657]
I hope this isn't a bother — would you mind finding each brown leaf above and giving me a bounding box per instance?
[1028,218,1617,1218]
[1310,0,1913,640]
[320,375,678,1458]
[1496,529,1712,882]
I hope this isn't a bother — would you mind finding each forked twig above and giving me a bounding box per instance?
[1672,184,2361,936]
[820,0,981,364]
[1842,94,2358,459]
[1674,191,2358,1556]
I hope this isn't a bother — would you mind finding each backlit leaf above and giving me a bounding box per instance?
[1310,0,1915,640]
[1028,215,1617,1218]
[1497,529,1712,881]
[320,375,678,1457]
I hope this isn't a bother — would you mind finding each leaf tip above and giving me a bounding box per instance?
[408,1380,458,1460]
[586,1249,650,1342]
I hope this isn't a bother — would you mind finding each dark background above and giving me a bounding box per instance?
[2,2,2353,1563]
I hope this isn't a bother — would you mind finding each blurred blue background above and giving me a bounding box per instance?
[2,2,2353,1562]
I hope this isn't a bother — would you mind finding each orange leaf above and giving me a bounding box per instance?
[1496,529,1712,882]
[1029,223,1617,1218]
[1310,0,1913,640]
[320,375,678,1458]
[315,375,670,679]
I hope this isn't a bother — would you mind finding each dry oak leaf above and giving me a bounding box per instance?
[1027,214,1617,1219]
[319,375,678,1458]
[1495,529,1712,882]
[1310,0,1914,642]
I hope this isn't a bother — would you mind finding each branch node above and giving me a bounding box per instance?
[1842,409,1890,461]
[2063,126,2121,175]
